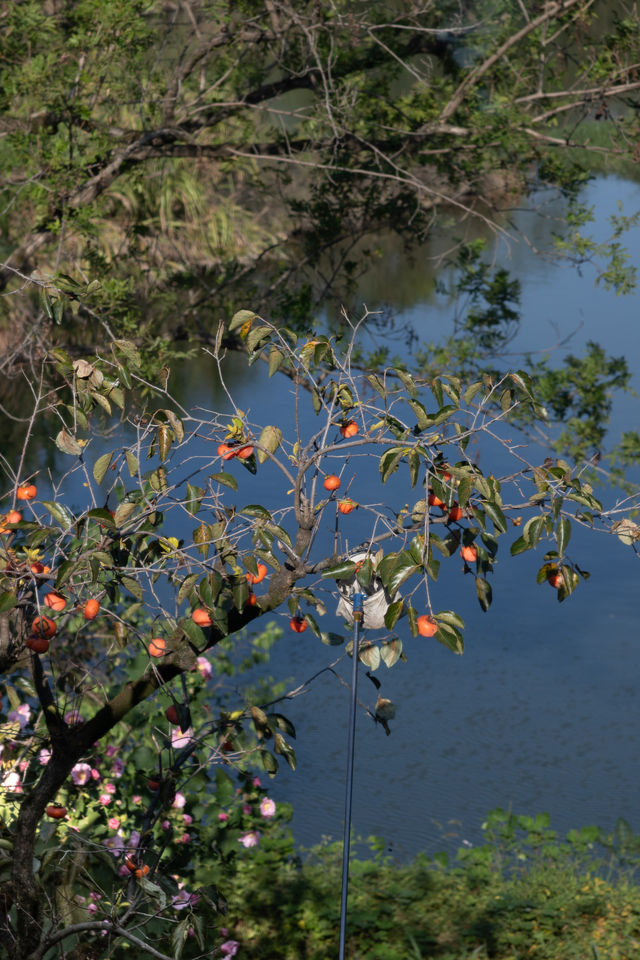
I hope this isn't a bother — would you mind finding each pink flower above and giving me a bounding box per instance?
[99,794,111,805]
[162,820,171,830]
[238,831,260,849]
[171,727,193,750]
[242,805,251,815]
[221,941,240,957]
[218,812,229,822]
[1,771,21,792]
[39,748,51,765]
[103,781,116,794]
[179,833,191,844]
[64,710,83,726]
[182,813,193,825]
[108,817,121,830]
[259,797,276,818]
[172,791,186,810]
[127,830,141,851]
[71,763,92,785]
[132,795,142,804]
[172,890,199,911]
[105,744,118,757]
[195,655,212,680]
[91,768,101,781]
[88,902,98,914]
[104,832,125,857]
[252,777,262,788]
[111,758,125,778]
[9,704,31,729]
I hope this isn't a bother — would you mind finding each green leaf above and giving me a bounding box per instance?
[41,500,75,529]
[408,399,429,430]
[257,425,282,464]
[397,369,417,398]
[108,385,125,411]
[55,428,83,457]
[240,504,272,520]
[273,733,296,771]
[120,575,143,601]
[265,522,292,549]
[380,553,420,594]
[157,424,172,462]
[272,714,296,738]
[355,558,373,588]
[367,374,386,397]
[116,363,132,390]
[90,390,111,415]
[55,560,78,588]
[463,381,483,404]
[181,618,208,648]
[246,325,271,354]
[321,560,357,580]
[125,450,139,477]
[510,535,531,556]
[186,484,204,516]
[475,576,492,612]
[379,447,405,483]
[483,500,507,534]
[380,638,402,668]
[408,449,420,487]
[435,623,464,655]
[112,339,141,368]
[229,309,258,332]
[163,410,184,443]
[172,918,190,960]
[359,643,380,670]
[383,599,404,630]
[114,502,137,527]
[268,347,284,377]
[138,876,166,907]
[177,573,200,606]
[556,516,571,555]
[93,452,112,484]
[260,749,279,777]
[320,631,346,646]
[436,610,465,631]
[211,472,238,491]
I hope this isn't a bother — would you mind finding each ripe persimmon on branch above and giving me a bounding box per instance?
[0,312,637,958]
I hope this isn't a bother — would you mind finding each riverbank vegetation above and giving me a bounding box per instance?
[3,0,640,372]
[222,809,640,959]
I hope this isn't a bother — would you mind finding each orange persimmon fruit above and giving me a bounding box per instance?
[84,598,100,620]
[416,615,438,637]
[192,607,213,627]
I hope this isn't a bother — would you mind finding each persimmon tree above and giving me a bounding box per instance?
[0,309,637,958]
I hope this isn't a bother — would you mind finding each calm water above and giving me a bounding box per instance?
[205,175,640,858]
[26,174,640,860]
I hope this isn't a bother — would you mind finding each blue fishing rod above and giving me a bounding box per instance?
[338,591,364,960]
